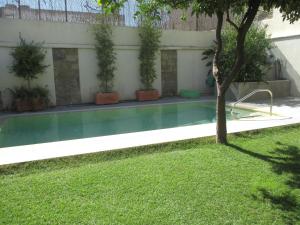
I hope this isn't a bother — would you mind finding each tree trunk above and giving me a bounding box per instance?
[213,11,226,144]
[213,1,261,144]
[216,84,227,144]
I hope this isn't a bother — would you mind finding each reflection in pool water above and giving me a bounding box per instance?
[0,102,254,148]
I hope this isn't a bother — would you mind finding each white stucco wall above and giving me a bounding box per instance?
[262,10,300,39]
[0,19,214,107]
[270,38,300,96]
[262,10,300,97]
[177,50,212,95]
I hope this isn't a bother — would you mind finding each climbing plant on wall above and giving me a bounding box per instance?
[139,20,161,90]
[94,23,117,93]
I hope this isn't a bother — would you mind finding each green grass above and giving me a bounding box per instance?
[1,125,300,225]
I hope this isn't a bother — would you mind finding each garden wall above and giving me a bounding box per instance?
[270,37,300,97]
[0,19,214,108]
[263,10,300,97]
[227,80,290,101]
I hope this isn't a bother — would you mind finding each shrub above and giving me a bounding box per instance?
[94,23,117,93]
[9,36,49,111]
[10,36,48,89]
[202,22,273,84]
[31,86,49,100]
[139,21,161,90]
[10,86,32,100]
[10,86,49,101]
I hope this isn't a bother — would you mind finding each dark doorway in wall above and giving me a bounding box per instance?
[53,48,81,105]
[161,50,178,97]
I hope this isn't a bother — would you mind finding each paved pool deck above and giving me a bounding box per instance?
[0,97,300,166]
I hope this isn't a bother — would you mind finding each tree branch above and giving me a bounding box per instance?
[213,11,224,88]
[240,0,253,25]
[226,9,239,30]
[221,0,262,93]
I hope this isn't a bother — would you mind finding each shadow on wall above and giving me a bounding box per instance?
[271,41,300,97]
[228,142,300,225]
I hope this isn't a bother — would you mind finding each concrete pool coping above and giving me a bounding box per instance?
[0,97,300,166]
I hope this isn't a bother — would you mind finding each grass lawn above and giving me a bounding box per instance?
[1,125,300,225]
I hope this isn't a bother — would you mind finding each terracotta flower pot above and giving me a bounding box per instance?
[95,92,119,105]
[32,97,47,111]
[136,89,160,101]
[15,99,32,112]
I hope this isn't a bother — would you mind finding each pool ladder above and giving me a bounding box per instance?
[231,89,273,116]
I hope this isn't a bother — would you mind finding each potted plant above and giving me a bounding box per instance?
[31,86,49,111]
[10,36,48,112]
[10,86,49,112]
[136,21,161,101]
[10,86,32,112]
[94,23,119,105]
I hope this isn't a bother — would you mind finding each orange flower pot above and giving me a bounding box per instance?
[95,92,119,105]
[15,99,32,112]
[136,90,160,101]
[32,97,47,111]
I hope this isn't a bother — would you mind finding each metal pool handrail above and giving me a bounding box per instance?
[232,89,273,116]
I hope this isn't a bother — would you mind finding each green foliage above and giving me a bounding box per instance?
[9,86,32,100]
[262,0,300,23]
[94,23,117,93]
[99,0,300,25]
[139,21,161,90]
[31,86,50,100]
[202,23,273,82]
[9,36,49,108]
[98,0,127,14]
[134,0,171,22]
[10,86,49,101]
[10,36,48,89]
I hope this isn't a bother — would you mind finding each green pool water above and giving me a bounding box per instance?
[0,102,255,148]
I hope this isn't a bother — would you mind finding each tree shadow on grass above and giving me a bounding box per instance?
[228,142,300,225]
[271,142,300,189]
[252,188,299,225]
[228,142,300,188]
[230,124,300,140]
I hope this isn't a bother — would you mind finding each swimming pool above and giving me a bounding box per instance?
[0,101,256,148]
